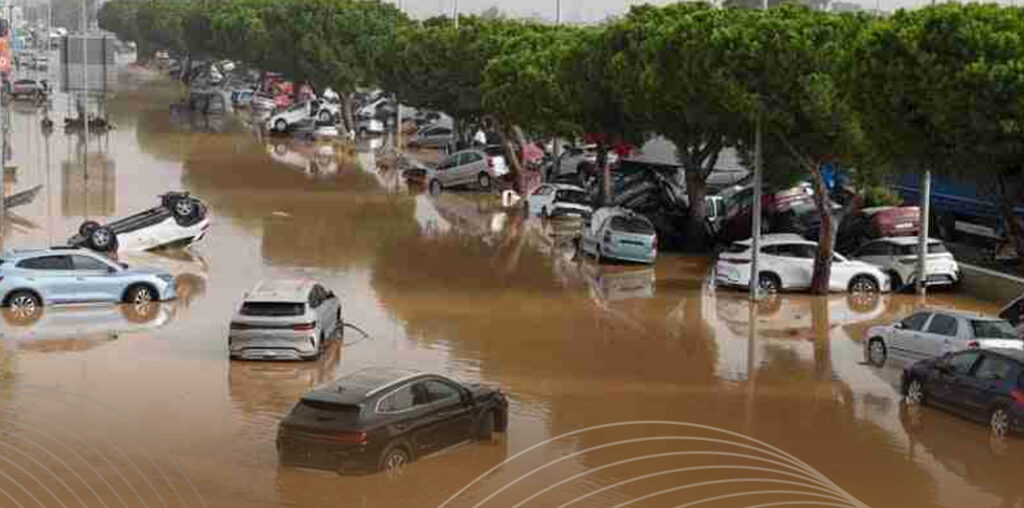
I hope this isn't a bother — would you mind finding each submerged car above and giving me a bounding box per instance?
[715,233,890,294]
[277,367,508,474]
[580,207,658,264]
[228,279,342,361]
[267,100,339,132]
[0,248,177,316]
[67,192,210,253]
[901,348,1024,437]
[852,237,961,290]
[864,309,1022,365]
[428,147,509,193]
[526,183,592,219]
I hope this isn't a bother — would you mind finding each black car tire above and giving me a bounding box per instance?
[478,173,492,191]
[475,412,496,441]
[89,227,118,252]
[170,197,203,227]
[275,119,288,133]
[757,273,781,294]
[79,220,101,238]
[867,338,887,366]
[124,284,156,304]
[5,291,43,326]
[377,443,411,474]
[849,275,880,295]
[318,110,332,124]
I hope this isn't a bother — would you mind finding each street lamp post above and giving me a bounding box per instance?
[748,0,767,301]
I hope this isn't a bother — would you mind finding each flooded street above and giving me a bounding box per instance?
[1,67,1022,508]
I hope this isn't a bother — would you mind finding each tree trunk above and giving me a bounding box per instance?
[500,125,524,193]
[685,168,710,250]
[809,164,834,295]
[341,92,355,134]
[997,172,1024,262]
[598,144,611,205]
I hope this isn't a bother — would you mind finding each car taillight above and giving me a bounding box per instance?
[968,340,979,348]
[603,231,612,243]
[324,431,369,444]
[293,322,316,331]
[1012,389,1024,407]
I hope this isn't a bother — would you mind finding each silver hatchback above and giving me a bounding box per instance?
[429,146,508,193]
[228,279,343,361]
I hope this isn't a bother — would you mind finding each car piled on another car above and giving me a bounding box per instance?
[277,367,508,474]
[67,192,210,253]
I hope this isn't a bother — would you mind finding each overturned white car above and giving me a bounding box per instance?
[68,192,211,253]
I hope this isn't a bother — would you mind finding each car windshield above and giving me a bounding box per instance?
[610,215,655,234]
[894,242,948,256]
[555,190,588,205]
[292,400,361,422]
[240,302,305,316]
[971,320,1020,340]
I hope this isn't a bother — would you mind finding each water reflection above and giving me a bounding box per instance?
[0,302,176,352]
[228,340,344,419]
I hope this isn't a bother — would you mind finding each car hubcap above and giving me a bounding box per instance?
[134,289,153,304]
[870,342,885,363]
[853,278,876,294]
[992,409,1010,437]
[11,296,36,314]
[758,277,777,293]
[94,231,109,245]
[907,381,923,405]
[386,453,406,470]
[175,200,193,216]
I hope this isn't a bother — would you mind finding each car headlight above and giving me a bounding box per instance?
[156,274,174,283]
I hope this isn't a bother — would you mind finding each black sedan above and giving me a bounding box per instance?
[277,367,508,474]
[901,348,1024,437]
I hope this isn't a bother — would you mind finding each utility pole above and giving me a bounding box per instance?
[749,0,767,300]
[916,171,931,296]
[453,0,458,29]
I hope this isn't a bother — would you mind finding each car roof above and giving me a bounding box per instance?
[874,237,941,246]
[305,367,428,405]
[736,233,813,247]
[246,279,316,301]
[2,247,96,260]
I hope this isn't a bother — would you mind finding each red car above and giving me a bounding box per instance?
[718,184,824,243]
[837,206,920,254]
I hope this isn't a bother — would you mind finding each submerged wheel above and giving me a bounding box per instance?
[125,284,156,304]
[849,275,879,295]
[757,273,781,294]
[5,291,42,325]
[906,378,925,406]
[991,406,1011,438]
[318,110,332,123]
[868,338,887,366]
[378,445,411,474]
[478,173,492,191]
[275,119,287,132]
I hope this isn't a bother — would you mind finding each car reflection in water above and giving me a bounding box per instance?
[228,338,343,417]
[268,139,351,180]
[0,302,175,352]
[581,261,656,303]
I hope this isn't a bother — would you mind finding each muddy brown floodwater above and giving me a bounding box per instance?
[0,65,1020,508]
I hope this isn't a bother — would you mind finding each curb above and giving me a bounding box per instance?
[959,262,1024,304]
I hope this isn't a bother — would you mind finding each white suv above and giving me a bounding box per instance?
[851,237,961,291]
[715,233,891,294]
[228,279,343,361]
[526,184,592,219]
[266,100,340,132]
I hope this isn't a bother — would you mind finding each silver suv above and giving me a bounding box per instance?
[228,279,342,361]
[0,248,177,317]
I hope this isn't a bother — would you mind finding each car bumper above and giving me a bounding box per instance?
[277,436,378,474]
[601,245,657,264]
[714,264,751,288]
[549,207,591,220]
[229,332,318,360]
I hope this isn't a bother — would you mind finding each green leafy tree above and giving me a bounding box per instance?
[850,4,1024,260]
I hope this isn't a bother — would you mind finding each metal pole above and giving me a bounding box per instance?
[556,0,561,23]
[917,171,931,296]
[82,1,88,144]
[749,113,763,300]
[453,0,458,29]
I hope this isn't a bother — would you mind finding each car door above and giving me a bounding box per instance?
[418,378,474,448]
[954,353,1015,418]
[436,154,460,187]
[929,350,982,407]
[922,313,961,357]
[773,244,815,289]
[460,152,485,183]
[70,254,120,302]
[891,312,932,355]
[828,253,859,292]
[376,383,442,455]
[16,255,77,303]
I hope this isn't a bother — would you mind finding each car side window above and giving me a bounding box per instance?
[464,152,483,164]
[378,385,415,413]
[901,312,931,332]
[926,314,959,337]
[974,355,1013,381]
[17,255,71,270]
[947,351,981,375]
[71,255,111,272]
[422,380,461,404]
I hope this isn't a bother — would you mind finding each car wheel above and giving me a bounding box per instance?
[171,197,199,220]
[5,291,42,325]
[378,444,411,475]
[79,220,100,237]
[757,273,781,294]
[429,179,442,196]
[478,173,492,191]
[125,284,156,304]
[475,411,496,442]
[318,110,332,123]
[275,119,287,132]
[867,338,887,366]
[849,275,879,295]
[991,406,1011,439]
[88,226,117,252]
[906,378,925,406]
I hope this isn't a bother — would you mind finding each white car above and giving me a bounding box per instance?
[552,144,620,178]
[864,309,1023,365]
[526,184,593,219]
[851,237,961,290]
[266,100,340,132]
[67,193,211,253]
[715,233,891,294]
[228,279,343,361]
